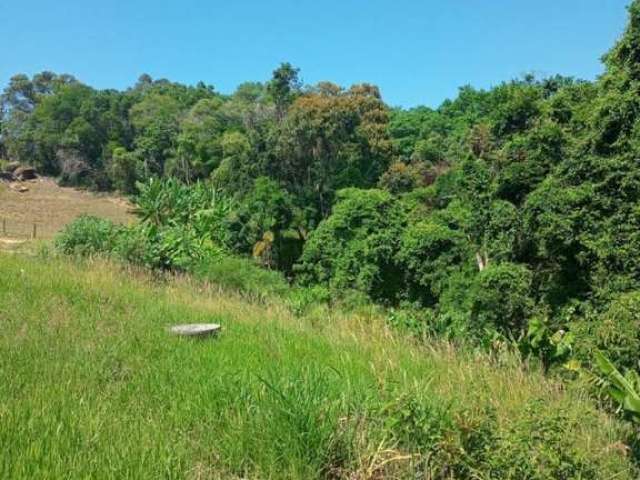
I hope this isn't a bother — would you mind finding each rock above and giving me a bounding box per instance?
[3,161,21,173]
[14,166,37,181]
[9,183,28,193]
[0,171,14,182]
[169,323,221,338]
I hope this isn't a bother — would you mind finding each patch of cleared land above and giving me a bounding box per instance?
[0,178,134,240]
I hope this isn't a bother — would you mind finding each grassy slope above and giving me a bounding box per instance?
[0,254,636,479]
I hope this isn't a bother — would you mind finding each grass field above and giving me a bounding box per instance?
[0,178,134,241]
[1,253,637,479]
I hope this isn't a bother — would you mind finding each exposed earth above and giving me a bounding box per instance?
[0,177,134,242]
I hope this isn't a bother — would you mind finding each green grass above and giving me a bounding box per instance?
[0,253,637,479]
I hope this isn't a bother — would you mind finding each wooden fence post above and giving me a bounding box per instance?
[32,223,37,240]
[1,219,5,236]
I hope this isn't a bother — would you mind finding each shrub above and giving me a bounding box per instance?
[382,393,454,453]
[572,291,640,371]
[469,262,534,337]
[397,220,470,305]
[285,285,331,317]
[57,178,237,273]
[379,394,613,479]
[295,188,406,303]
[482,401,601,479]
[148,225,223,271]
[55,215,120,256]
[194,256,289,300]
[385,307,435,339]
[110,223,154,267]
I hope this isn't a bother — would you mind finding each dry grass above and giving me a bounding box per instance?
[0,178,134,240]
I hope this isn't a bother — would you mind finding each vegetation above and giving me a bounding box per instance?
[4,1,640,476]
[1,254,637,479]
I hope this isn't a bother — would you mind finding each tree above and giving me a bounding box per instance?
[273,82,392,222]
[108,147,141,193]
[469,262,533,336]
[211,131,255,195]
[129,93,182,177]
[397,220,470,305]
[171,98,225,181]
[295,188,406,302]
[227,177,297,270]
[266,62,301,121]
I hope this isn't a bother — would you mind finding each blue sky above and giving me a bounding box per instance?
[0,0,630,108]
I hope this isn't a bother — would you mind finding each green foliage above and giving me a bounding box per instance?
[133,177,232,246]
[108,147,141,193]
[284,285,331,317]
[397,220,469,305]
[594,351,640,423]
[57,178,232,272]
[210,131,254,194]
[469,262,533,336]
[1,254,636,479]
[377,160,429,194]
[572,292,640,371]
[55,215,120,255]
[385,307,435,338]
[482,401,602,479]
[295,188,406,302]
[521,315,574,368]
[172,97,225,180]
[227,176,299,270]
[194,255,289,300]
[266,62,301,119]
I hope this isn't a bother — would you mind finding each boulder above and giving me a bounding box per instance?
[14,166,37,181]
[9,183,28,193]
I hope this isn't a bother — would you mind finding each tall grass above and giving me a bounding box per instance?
[0,254,637,479]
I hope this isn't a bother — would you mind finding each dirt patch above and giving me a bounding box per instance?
[0,178,135,240]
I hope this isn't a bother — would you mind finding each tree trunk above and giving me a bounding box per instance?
[476,251,488,271]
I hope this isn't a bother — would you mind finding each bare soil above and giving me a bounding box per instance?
[0,178,134,241]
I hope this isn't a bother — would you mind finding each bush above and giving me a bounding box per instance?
[469,262,534,337]
[379,393,620,479]
[57,178,236,273]
[386,307,435,339]
[572,291,640,371]
[194,256,289,300]
[481,401,602,479]
[285,285,331,317]
[295,188,406,303]
[397,220,470,305]
[110,223,154,266]
[55,215,120,256]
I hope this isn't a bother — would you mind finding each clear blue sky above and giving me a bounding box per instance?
[0,0,630,108]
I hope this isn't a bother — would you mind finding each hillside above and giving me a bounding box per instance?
[0,177,133,242]
[0,253,637,479]
[0,177,133,253]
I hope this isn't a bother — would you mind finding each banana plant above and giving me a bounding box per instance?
[594,350,640,422]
